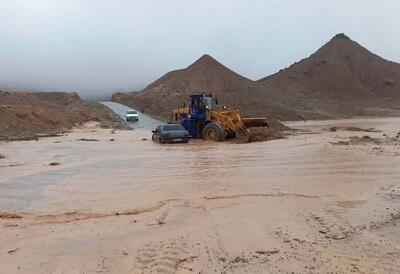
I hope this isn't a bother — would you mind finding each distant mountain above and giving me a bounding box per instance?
[112,54,267,120]
[112,34,400,121]
[257,33,400,119]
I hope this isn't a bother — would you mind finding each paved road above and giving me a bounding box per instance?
[100,101,163,129]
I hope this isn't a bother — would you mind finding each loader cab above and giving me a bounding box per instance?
[189,94,216,117]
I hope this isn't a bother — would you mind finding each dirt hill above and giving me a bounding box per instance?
[0,91,124,140]
[112,34,400,121]
[112,54,273,120]
[257,33,400,120]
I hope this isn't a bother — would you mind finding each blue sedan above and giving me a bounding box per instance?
[152,124,190,144]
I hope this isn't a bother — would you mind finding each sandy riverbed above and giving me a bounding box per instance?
[0,118,399,273]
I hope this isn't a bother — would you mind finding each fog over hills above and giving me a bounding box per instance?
[1,0,400,100]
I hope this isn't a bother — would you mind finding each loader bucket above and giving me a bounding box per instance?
[234,127,250,142]
[242,118,268,128]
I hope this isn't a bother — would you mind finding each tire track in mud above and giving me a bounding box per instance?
[132,233,259,274]
[133,237,198,274]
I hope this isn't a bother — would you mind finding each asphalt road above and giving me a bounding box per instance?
[100,101,163,129]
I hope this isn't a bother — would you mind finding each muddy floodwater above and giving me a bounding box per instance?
[0,118,400,273]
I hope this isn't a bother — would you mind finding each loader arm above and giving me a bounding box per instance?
[207,110,249,138]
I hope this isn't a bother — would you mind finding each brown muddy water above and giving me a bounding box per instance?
[0,118,398,213]
[0,118,399,273]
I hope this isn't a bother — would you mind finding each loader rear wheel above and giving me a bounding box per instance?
[202,122,225,142]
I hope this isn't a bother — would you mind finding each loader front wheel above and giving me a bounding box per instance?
[202,122,225,142]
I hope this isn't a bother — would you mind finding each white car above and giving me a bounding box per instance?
[126,110,139,122]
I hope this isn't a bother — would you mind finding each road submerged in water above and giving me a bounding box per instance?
[100,101,162,129]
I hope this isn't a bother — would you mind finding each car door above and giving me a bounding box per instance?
[154,126,161,141]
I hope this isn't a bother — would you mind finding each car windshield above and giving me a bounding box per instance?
[163,124,185,131]
[127,110,137,114]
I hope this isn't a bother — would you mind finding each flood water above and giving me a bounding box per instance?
[1,117,399,214]
[1,118,400,274]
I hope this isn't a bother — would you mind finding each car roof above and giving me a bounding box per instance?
[162,124,184,129]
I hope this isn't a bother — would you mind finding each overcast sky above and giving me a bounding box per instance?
[0,0,399,99]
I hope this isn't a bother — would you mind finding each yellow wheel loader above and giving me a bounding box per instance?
[170,93,268,142]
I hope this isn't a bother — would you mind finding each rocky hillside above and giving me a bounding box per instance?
[112,54,268,120]
[257,33,400,120]
[0,91,124,140]
[113,34,400,121]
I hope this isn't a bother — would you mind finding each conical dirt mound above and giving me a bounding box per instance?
[257,33,400,119]
[112,34,400,121]
[112,54,267,120]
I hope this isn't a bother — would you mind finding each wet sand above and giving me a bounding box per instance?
[0,118,399,273]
